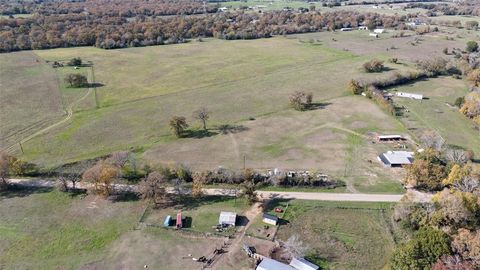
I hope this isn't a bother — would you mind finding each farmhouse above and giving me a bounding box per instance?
[256,258,296,270]
[262,213,279,225]
[378,151,414,167]
[290,257,320,270]
[219,211,237,226]
[377,135,405,142]
[396,92,423,100]
[359,26,368,30]
[374,29,385,34]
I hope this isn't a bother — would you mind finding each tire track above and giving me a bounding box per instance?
[3,79,93,154]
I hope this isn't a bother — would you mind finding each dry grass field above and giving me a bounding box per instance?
[393,77,480,155]
[1,23,477,194]
[273,200,403,270]
[0,51,65,149]
[0,189,143,270]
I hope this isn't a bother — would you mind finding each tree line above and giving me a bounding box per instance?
[0,8,412,52]
[0,0,218,16]
[391,142,480,270]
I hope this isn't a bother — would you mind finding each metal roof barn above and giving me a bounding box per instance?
[256,258,296,270]
[378,151,414,167]
[289,257,319,270]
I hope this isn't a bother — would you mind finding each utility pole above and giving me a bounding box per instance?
[19,142,24,154]
[90,63,99,108]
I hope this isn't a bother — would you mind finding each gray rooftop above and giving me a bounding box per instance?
[256,258,296,270]
[290,257,319,270]
[379,151,414,165]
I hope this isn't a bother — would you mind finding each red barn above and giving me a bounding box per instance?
[176,211,182,229]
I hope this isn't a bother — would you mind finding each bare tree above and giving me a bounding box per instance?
[82,161,119,197]
[445,148,470,164]
[192,171,208,197]
[420,130,445,151]
[193,107,210,131]
[285,234,309,258]
[454,176,480,193]
[138,171,168,206]
[106,151,131,168]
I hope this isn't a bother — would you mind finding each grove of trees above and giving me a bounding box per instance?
[0,1,412,53]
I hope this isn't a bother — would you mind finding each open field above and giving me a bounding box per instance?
[217,0,428,15]
[0,189,250,270]
[1,25,477,193]
[272,199,404,270]
[392,77,480,154]
[0,189,143,270]
[0,51,65,149]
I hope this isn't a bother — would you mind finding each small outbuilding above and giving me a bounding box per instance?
[262,213,279,226]
[289,257,320,270]
[256,258,296,270]
[219,211,237,226]
[369,33,379,38]
[377,135,405,142]
[396,92,423,100]
[378,151,414,167]
[374,28,385,34]
[163,215,172,227]
[176,212,183,229]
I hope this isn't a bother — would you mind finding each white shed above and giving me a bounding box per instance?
[262,213,279,226]
[396,92,423,100]
[219,211,237,226]
[374,29,385,34]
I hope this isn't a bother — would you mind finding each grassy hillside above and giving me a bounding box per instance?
[0,51,65,149]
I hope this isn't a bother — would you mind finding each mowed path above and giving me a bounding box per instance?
[5,178,428,203]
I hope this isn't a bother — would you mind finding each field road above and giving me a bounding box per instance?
[7,178,432,203]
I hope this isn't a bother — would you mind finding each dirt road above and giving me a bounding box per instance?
[6,178,431,202]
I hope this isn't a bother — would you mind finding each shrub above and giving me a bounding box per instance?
[64,73,88,88]
[68,57,82,66]
[454,97,465,108]
[362,59,385,73]
[388,58,398,64]
[466,41,478,53]
[416,57,448,76]
[348,79,364,95]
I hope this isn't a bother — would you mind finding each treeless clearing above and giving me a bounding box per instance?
[273,200,402,270]
[0,51,65,149]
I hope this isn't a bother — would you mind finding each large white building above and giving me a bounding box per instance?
[378,151,414,167]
